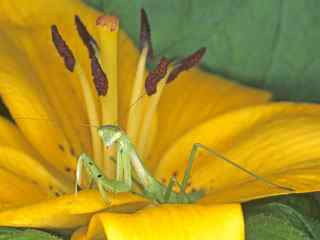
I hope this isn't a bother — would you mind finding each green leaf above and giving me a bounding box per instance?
[0,228,62,240]
[0,229,22,235]
[245,193,320,219]
[245,201,320,240]
[85,0,320,102]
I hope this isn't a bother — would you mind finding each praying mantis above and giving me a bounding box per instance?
[76,124,204,204]
[75,124,295,204]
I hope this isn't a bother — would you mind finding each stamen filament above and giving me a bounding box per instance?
[96,15,119,177]
[127,47,148,143]
[74,64,103,169]
[137,69,171,156]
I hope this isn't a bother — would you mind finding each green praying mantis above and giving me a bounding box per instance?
[75,124,295,204]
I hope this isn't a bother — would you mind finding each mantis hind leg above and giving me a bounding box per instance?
[184,143,294,192]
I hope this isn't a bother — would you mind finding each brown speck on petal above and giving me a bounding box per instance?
[70,147,76,157]
[91,54,108,96]
[140,8,153,62]
[65,167,71,172]
[75,15,98,57]
[145,57,170,96]
[51,25,75,72]
[58,144,65,152]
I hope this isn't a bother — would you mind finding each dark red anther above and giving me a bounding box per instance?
[51,25,75,72]
[166,47,207,84]
[75,15,98,57]
[140,8,153,62]
[166,65,184,84]
[145,57,170,96]
[74,15,108,96]
[90,54,108,96]
[181,47,206,69]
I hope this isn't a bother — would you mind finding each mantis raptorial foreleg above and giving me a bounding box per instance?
[75,153,132,202]
[116,144,132,188]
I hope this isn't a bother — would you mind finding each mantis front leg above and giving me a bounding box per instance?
[76,153,132,202]
[116,142,132,189]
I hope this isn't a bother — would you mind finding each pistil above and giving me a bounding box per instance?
[96,15,119,126]
[95,15,120,177]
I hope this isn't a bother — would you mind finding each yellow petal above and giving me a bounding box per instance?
[149,68,271,171]
[0,116,72,205]
[0,146,72,200]
[71,227,87,240]
[86,203,243,240]
[155,102,320,202]
[0,0,96,26]
[0,169,47,209]
[0,116,36,153]
[0,190,147,229]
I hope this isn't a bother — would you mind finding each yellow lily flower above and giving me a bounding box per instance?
[1,0,320,239]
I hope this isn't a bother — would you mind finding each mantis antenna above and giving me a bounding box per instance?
[127,93,147,111]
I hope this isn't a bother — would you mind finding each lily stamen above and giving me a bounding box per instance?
[167,47,207,83]
[75,15,98,57]
[137,58,171,157]
[51,25,75,72]
[139,8,153,62]
[126,47,148,144]
[127,9,152,144]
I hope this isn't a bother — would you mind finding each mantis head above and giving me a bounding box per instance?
[98,125,123,148]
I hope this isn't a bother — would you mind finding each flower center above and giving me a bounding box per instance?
[51,9,206,203]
